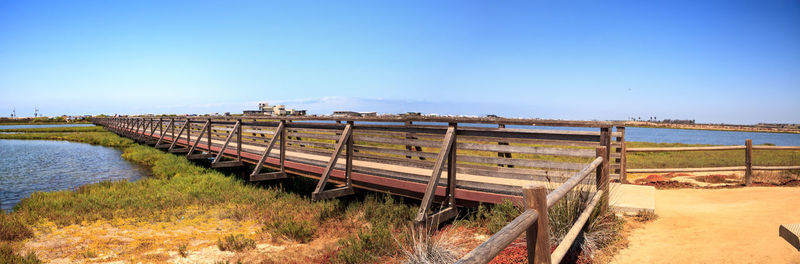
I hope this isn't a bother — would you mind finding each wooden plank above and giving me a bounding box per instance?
[627,146,745,152]
[250,171,287,181]
[752,165,800,170]
[456,155,587,170]
[353,134,442,148]
[627,166,746,173]
[456,142,595,157]
[751,146,800,150]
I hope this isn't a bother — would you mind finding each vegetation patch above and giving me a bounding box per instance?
[217,234,256,252]
[0,211,33,241]
[0,243,41,264]
[0,126,104,133]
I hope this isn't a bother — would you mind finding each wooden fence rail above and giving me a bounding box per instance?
[624,139,800,185]
[456,147,608,264]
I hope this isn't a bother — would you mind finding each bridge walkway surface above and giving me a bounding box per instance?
[98,117,653,218]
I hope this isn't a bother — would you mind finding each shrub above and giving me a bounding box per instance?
[216,234,256,252]
[398,227,461,264]
[334,222,396,264]
[0,212,33,241]
[265,217,316,243]
[0,243,42,264]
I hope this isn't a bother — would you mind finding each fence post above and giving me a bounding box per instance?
[745,139,752,186]
[596,146,610,206]
[616,126,627,183]
[524,184,551,264]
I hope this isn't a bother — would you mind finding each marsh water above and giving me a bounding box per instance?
[0,139,149,211]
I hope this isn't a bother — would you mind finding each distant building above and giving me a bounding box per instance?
[244,101,306,116]
[359,112,377,117]
[332,111,361,117]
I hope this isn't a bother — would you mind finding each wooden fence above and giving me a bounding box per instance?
[623,139,800,185]
[456,147,609,264]
[94,116,621,228]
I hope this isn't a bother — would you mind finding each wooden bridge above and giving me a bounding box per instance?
[94,116,625,227]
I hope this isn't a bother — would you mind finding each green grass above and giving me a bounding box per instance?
[0,131,134,148]
[0,126,104,133]
[626,141,800,169]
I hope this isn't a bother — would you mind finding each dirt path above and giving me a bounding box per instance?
[611,187,800,264]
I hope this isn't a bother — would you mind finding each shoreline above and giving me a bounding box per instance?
[625,121,800,134]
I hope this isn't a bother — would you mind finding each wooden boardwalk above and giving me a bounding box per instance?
[95,116,624,226]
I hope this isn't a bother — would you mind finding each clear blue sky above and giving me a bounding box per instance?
[1,0,798,124]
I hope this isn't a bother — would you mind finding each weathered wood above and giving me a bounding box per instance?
[457,142,596,157]
[616,127,627,183]
[186,120,211,158]
[414,125,457,226]
[626,166,746,173]
[627,146,746,152]
[526,184,551,264]
[751,145,800,150]
[312,123,354,201]
[168,121,189,152]
[250,171,287,181]
[212,120,241,167]
[456,155,587,170]
[752,165,800,170]
[211,160,244,168]
[596,146,610,205]
[251,121,285,180]
[745,139,753,186]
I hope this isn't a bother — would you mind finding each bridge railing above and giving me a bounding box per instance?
[625,139,800,185]
[456,147,608,264]
[94,115,618,228]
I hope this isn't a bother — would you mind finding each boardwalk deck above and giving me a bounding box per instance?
[96,117,626,208]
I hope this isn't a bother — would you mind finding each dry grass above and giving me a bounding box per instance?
[397,227,467,264]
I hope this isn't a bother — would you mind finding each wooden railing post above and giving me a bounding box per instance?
[596,146,610,206]
[745,139,753,186]
[524,184,551,264]
[497,124,512,168]
[616,126,627,183]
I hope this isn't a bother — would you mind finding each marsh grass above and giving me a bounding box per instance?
[216,234,256,252]
[0,126,104,133]
[0,243,41,264]
[626,141,800,168]
[0,211,33,241]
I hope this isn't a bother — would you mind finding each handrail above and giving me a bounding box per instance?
[456,155,605,264]
[112,115,621,128]
[550,189,604,264]
[623,139,800,185]
[627,146,745,152]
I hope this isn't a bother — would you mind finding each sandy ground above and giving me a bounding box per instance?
[611,187,800,264]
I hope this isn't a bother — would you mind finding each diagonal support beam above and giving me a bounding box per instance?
[211,120,243,168]
[311,122,354,201]
[155,119,174,148]
[187,119,213,159]
[137,119,151,142]
[414,123,459,228]
[168,120,190,153]
[250,121,287,181]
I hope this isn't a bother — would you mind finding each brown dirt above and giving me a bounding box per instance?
[610,187,800,264]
